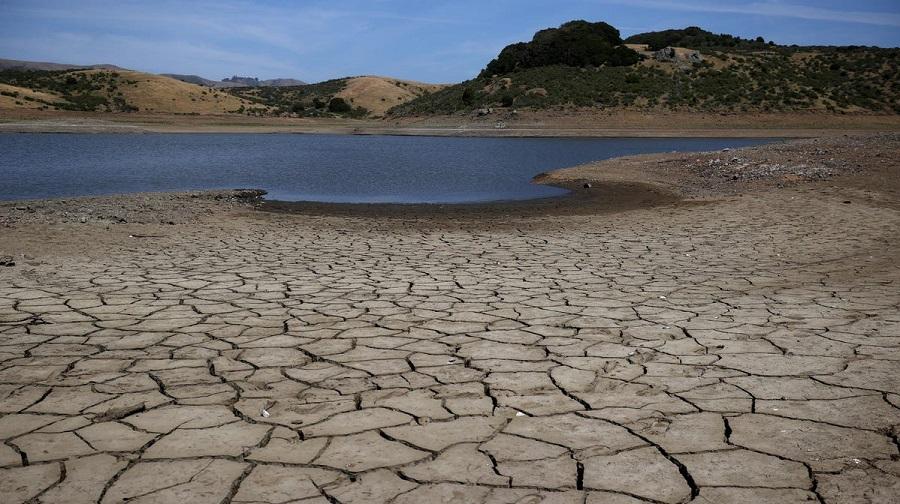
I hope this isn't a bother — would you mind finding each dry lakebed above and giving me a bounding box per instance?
[0,133,898,504]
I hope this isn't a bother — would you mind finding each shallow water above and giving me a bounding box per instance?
[0,134,774,203]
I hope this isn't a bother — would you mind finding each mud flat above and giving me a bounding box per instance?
[0,134,898,503]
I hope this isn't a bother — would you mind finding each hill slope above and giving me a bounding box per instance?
[391,22,900,116]
[0,59,439,117]
[0,68,256,113]
[227,76,445,117]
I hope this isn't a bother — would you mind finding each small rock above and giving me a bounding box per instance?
[93,402,146,423]
[583,183,592,189]
[0,255,15,267]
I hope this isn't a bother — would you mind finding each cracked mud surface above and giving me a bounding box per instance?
[1,149,900,503]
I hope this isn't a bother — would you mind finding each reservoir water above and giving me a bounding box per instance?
[0,134,774,203]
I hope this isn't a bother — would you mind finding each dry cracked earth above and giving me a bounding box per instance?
[1,185,899,504]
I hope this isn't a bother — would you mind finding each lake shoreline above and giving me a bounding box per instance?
[2,109,899,137]
[0,134,772,204]
[0,132,895,237]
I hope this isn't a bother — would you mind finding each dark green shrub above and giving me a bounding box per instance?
[462,87,475,105]
[328,97,351,113]
[481,20,640,77]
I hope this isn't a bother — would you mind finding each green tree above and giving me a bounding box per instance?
[481,20,639,77]
[328,97,352,113]
[462,87,475,105]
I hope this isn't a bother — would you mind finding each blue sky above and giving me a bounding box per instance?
[1,0,898,83]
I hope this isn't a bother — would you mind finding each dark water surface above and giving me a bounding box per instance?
[0,134,775,203]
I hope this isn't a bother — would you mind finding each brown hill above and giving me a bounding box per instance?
[336,76,445,116]
[0,83,60,109]
[0,69,259,113]
[99,70,254,113]
[224,75,446,118]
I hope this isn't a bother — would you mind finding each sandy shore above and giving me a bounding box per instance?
[0,133,898,503]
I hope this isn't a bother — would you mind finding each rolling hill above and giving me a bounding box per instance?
[0,59,442,117]
[390,21,900,116]
[225,76,445,117]
[0,68,256,113]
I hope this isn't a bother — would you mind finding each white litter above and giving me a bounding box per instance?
[260,408,270,418]
[515,411,526,417]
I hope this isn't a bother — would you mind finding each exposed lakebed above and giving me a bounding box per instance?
[0,133,774,203]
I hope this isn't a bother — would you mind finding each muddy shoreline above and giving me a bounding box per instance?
[1,133,897,228]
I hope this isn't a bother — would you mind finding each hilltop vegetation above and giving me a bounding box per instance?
[222,78,365,118]
[624,26,774,51]
[391,22,900,116]
[481,20,639,76]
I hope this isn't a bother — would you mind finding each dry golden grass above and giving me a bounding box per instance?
[0,70,257,113]
[0,83,63,109]
[83,70,254,113]
[336,76,445,116]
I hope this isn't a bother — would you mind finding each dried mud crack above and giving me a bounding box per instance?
[0,134,899,504]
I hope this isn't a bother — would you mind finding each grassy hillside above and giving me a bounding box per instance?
[390,23,900,116]
[0,68,255,113]
[226,76,444,117]
[0,65,441,118]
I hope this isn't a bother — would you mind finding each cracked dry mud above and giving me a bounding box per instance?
[1,182,899,504]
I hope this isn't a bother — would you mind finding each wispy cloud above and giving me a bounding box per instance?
[600,0,900,27]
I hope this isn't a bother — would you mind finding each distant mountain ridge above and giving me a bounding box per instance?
[1,59,306,88]
[0,58,125,72]
[163,74,306,88]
